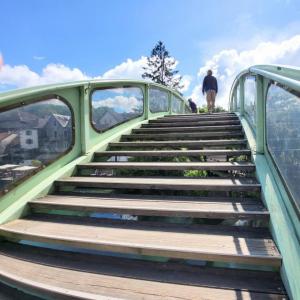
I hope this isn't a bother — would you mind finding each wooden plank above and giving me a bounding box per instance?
[0,242,286,300]
[95,149,252,158]
[143,120,241,127]
[164,113,236,117]
[152,116,239,123]
[55,176,261,192]
[30,195,269,220]
[78,162,255,172]
[158,115,239,120]
[122,132,244,140]
[0,215,281,267]
[133,125,243,133]
[109,139,248,148]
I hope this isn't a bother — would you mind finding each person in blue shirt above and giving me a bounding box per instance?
[202,70,218,113]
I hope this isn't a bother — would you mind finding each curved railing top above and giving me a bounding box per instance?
[229,64,300,109]
[0,78,187,105]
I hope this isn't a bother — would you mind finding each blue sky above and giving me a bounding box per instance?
[1,0,300,106]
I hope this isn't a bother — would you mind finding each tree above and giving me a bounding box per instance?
[142,41,183,91]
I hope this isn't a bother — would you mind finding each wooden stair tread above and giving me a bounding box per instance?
[30,195,268,219]
[0,242,286,300]
[154,116,239,122]
[56,176,261,192]
[0,215,281,266]
[143,120,241,127]
[95,149,251,157]
[109,139,247,148]
[122,132,244,140]
[133,125,243,132]
[78,161,255,171]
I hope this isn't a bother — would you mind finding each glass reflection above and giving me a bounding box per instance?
[0,97,73,192]
[267,83,300,209]
[92,87,144,131]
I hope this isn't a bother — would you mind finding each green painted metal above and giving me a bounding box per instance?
[0,79,190,225]
[230,65,300,300]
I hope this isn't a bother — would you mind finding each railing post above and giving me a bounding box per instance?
[239,77,245,116]
[256,75,264,154]
[144,84,150,120]
[80,84,91,154]
[233,88,237,112]
[169,92,173,115]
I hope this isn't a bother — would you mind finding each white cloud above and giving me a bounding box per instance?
[179,75,192,93]
[94,95,141,113]
[101,57,147,79]
[0,55,191,97]
[0,63,89,88]
[190,34,300,108]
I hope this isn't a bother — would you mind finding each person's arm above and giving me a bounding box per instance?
[215,78,218,94]
[202,77,206,94]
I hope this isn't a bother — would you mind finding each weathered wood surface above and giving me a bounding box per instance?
[0,216,281,266]
[122,132,244,140]
[109,139,247,148]
[95,149,251,157]
[0,242,286,300]
[30,195,269,220]
[152,116,239,122]
[133,125,243,133]
[143,120,241,127]
[55,176,261,192]
[78,161,255,171]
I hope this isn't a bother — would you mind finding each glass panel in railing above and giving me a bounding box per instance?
[149,87,169,113]
[0,96,73,193]
[266,83,300,210]
[172,95,182,114]
[91,86,144,132]
[244,75,256,129]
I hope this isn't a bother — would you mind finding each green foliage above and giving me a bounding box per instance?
[142,41,183,91]
[197,105,227,113]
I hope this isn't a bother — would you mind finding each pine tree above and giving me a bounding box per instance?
[142,41,183,91]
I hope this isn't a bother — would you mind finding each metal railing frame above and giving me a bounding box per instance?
[229,64,300,300]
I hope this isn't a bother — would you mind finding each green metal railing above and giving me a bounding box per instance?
[0,79,189,224]
[229,65,300,300]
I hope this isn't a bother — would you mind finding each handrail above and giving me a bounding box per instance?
[0,79,189,108]
[0,78,190,220]
[228,64,300,300]
[229,64,300,110]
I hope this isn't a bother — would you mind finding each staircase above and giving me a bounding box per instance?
[0,113,287,299]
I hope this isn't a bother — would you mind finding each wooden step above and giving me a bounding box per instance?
[78,161,255,172]
[143,120,241,127]
[30,195,269,220]
[122,132,244,141]
[95,149,252,158]
[109,139,247,149]
[164,113,236,117]
[0,215,281,267]
[153,116,239,122]
[133,125,243,133]
[0,242,286,300]
[55,176,261,192]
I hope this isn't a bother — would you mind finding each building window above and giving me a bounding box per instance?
[26,130,32,136]
[26,139,33,145]
[54,131,57,138]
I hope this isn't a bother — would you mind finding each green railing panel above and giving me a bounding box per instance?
[229,64,300,300]
[0,79,190,223]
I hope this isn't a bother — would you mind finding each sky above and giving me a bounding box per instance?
[0,0,300,107]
